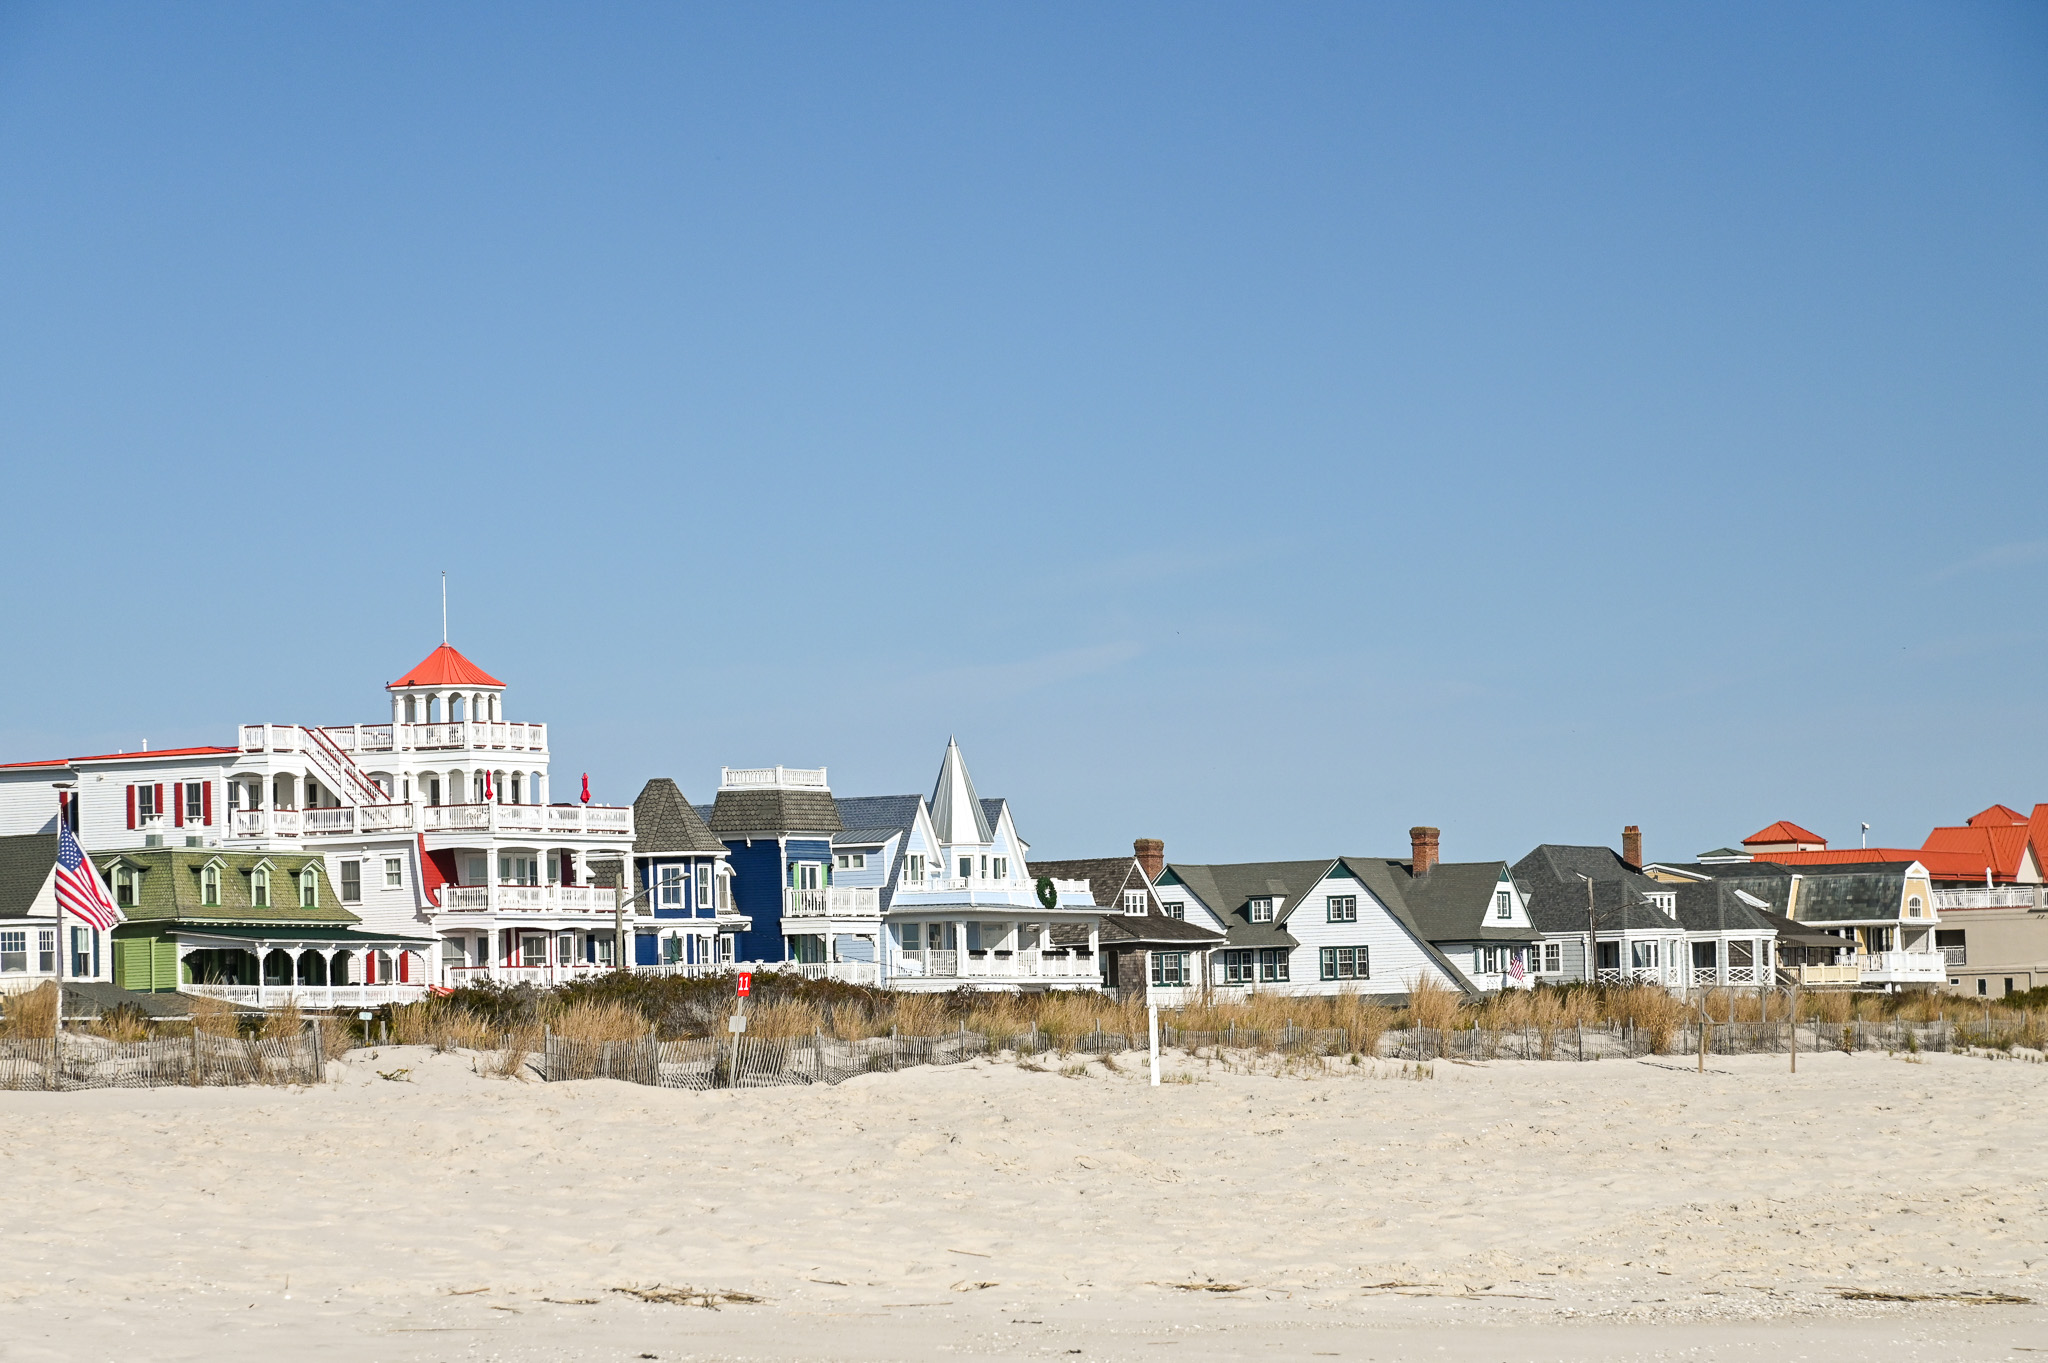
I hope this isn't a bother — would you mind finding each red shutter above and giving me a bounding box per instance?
[365,952,376,984]
[202,781,213,826]
[398,952,411,984]
[126,785,136,830]
[173,783,184,828]
[154,784,164,823]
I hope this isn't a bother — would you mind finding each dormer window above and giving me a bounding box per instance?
[1249,897,1274,923]
[250,866,270,907]
[1123,890,1148,915]
[993,857,1007,880]
[113,866,138,907]
[299,868,319,907]
[1161,901,1185,920]
[1495,891,1512,920]
[201,863,222,906]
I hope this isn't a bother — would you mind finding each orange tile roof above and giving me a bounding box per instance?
[1922,823,2032,881]
[1752,846,1994,881]
[0,746,237,770]
[1966,804,2029,827]
[387,644,505,690]
[1742,820,1827,847]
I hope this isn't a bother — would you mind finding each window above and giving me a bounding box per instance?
[1150,952,1191,988]
[1248,898,1274,923]
[1636,941,1662,969]
[300,869,319,907]
[184,783,204,824]
[1319,945,1369,980]
[1907,895,1923,918]
[340,861,362,902]
[1257,948,1290,982]
[904,855,925,885]
[1689,941,1715,969]
[510,773,522,804]
[696,864,713,913]
[980,856,989,879]
[1478,946,1500,974]
[113,867,136,907]
[0,931,23,972]
[662,935,684,965]
[136,785,158,820]
[72,926,91,977]
[250,867,270,907]
[520,936,546,968]
[1977,978,1987,996]
[385,858,403,888]
[794,862,821,891]
[1495,891,1512,920]
[1596,940,1621,971]
[958,856,972,880]
[1124,890,1148,915]
[37,930,53,973]
[836,853,866,871]
[993,857,1007,880]
[2006,977,2016,995]
[1728,940,1754,968]
[444,937,468,968]
[1161,901,1185,920]
[1220,949,1256,985]
[1326,895,1357,924]
[1542,942,1562,973]
[660,867,685,906]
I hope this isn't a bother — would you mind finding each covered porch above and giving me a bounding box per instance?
[170,925,437,1007]
[883,909,1102,991]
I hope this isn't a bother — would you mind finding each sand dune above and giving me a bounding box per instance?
[1,1045,2043,1361]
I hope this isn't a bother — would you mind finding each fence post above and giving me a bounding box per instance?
[310,1017,324,1076]
[190,1024,202,1087]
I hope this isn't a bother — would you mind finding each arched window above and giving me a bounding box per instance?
[201,865,220,906]
[451,694,465,722]
[250,867,270,907]
[1908,895,1923,918]
[510,772,522,804]
[404,695,417,722]
[300,868,318,907]
[427,694,441,723]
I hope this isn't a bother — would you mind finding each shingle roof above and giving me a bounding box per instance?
[1157,860,1331,950]
[1097,913,1228,946]
[707,789,843,836]
[1782,864,1916,923]
[387,643,505,689]
[90,848,358,927]
[832,795,923,845]
[0,833,56,919]
[1511,845,1683,933]
[1027,857,1148,908]
[1671,880,1779,935]
[632,778,726,855]
[1384,859,1543,943]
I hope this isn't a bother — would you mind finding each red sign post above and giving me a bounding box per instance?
[736,971,753,998]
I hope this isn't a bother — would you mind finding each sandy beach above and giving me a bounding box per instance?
[2,1046,2044,1362]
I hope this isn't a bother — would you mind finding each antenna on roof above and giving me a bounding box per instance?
[441,571,448,644]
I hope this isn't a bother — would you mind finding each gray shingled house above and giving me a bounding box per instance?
[1028,846,1225,1002]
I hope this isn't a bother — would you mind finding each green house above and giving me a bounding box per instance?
[97,846,434,994]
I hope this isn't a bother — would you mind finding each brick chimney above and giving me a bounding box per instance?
[1133,838,1164,882]
[1622,825,1643,868]
[1409,826,1440,877]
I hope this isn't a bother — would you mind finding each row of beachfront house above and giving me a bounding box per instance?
[0,642,2038,1007]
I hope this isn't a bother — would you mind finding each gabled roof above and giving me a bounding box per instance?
[0,832,56,918]
[632,778,725,856]
[387,644,505,690]
[1968,804,2030,827]
[1510,845,1683,933]
[1780,863,1917,923]
[1670,880,1779,935]
[1382,859,1542,943]
[1743,820,1826,847]
[1920,822,2034,884]
[1748,846,1976,878]
[833,795,923,846]
[929,740,993,844]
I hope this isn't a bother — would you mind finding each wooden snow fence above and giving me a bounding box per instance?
[543,1028,995,1090]
[0,1026,325,1091]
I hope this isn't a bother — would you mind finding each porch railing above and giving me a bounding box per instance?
[418,803,633,838]
[1856,950,1945,980]
[437,885,621,913]
[182,983,426,1006]
[1932,888,2035,910]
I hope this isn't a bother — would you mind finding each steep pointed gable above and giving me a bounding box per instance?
[929,739,994,843]
[633,778,726,855]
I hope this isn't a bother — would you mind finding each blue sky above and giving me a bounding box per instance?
[2,3,2045,864]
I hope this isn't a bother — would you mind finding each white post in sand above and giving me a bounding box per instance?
[1148,1002,1160,1087]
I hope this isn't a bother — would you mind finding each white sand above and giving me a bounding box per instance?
[2,1045,2044,1361]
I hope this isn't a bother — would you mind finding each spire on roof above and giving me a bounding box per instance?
[929,738,993,844]
[387,644,506,690]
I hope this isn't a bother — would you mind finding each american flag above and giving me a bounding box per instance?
[1508,949,1526,983]
[55,822,121,932]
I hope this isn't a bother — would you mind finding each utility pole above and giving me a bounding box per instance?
[1576,872,1598,987]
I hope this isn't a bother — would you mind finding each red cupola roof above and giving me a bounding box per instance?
[1742,820,1826,848]
[387,644,506,690]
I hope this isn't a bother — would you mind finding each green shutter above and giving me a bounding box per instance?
[154,937,179,990]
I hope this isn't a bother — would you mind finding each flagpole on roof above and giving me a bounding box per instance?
[441,572,448,645]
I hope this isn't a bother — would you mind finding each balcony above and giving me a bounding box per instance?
[894,948,1094,982]
[420,802,632,839]
[784,887,881,918]
[438,885,622,914]
[239,721,549,755]
[232,809,303,837]
[1781,963,1860,987]
[1857,950,1946,984]
[1932,888,2037,911]
[443,964,609,988]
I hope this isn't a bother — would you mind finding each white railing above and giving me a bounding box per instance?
[303,808,355,834]
[443,964,606,987]
[890,948,1088,982]
[230,809,304,837]
[359,804,414,832]
[238,724,303,752]
[182,983,427,1006]
[1942,944,1967,968]
[322,724,396,753]
[1857,950,1945,981]
[1932,888,2036,910]
[416,803,633,837]
[395,721,547,753]
[782,886,880,917]
[719,765,828,790]
[781,961,880,986]
[1782,963,1859,986]
[437,885,621,913]
[785,888,829,917]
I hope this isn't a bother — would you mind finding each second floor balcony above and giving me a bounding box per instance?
[438,884,622,914]
[784,887,881,919]
[228,801,632,841]
[240,721,550,756]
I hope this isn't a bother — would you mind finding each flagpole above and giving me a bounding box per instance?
[51,783,71,1036]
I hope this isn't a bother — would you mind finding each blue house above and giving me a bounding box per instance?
[697,765,843,964]
[627,778,748,968]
